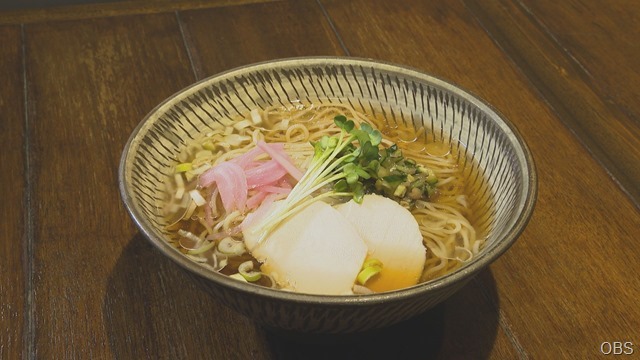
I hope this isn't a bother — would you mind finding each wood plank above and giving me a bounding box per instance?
[0,25,26,360]
[467,0,640,207]
[179,0,346,79]
[24,14,269,358]
[460,2,640,356]
[520,0,640,135]
[1,0,127,11]
[0,0,281,25]
[321,0,640,358]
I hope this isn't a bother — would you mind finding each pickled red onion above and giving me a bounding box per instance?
[198,142,301,214]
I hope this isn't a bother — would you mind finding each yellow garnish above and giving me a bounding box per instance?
[175,163,193,173]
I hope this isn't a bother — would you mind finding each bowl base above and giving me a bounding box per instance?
[260,305,446,359]
[260,302,446,344]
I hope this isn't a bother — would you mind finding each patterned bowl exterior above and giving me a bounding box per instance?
[119,57,537,334]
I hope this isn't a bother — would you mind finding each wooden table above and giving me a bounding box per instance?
[2,1,639,358]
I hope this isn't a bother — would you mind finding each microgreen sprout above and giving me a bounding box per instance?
[250,115,383,243]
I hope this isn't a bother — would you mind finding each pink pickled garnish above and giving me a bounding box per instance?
[197,142,302,214]
[257,141,303,181]
[205,162,247,213]
[199,166,218,188]
[240,193,278,231]
[256,185,292,194]
[246,190,269,210]
[245,160,288,189]
[231,143,285,168]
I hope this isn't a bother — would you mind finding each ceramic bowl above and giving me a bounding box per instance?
[119,57,536,334]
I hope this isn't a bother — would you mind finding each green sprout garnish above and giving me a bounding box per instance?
[249,115,437,244]
[250,116,383,242]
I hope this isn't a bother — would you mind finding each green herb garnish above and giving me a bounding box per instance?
[250,115,437,243]
[250,116,383,242]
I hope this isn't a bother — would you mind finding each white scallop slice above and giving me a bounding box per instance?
[336,194,426,292]
[243,201,367,295]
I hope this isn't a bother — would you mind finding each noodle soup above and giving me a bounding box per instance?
[161,103,492,293]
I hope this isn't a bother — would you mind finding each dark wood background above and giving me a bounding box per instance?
[1,0,639,358]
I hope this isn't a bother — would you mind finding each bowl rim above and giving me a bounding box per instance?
[119,56,537,306]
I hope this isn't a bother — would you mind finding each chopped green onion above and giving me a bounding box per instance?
[357,264,382,285]
[362,258,383,268]
[217,237,246,256]
[233,119,253,130]
[188,189,207,206]
[250,109,262,125]
[394,184,407,197]
[224,134,251,146]
[187,239,216,255]
[238,261,262,282]
[202,141,216,151]
[175,163,193,173]
[426,169,438,185]
[174,173,185,199]
[229,273,248,282]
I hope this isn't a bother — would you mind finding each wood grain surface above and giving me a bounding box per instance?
[1,0,639,358]
[0,25,26,360]
[179,0,346,79]
[466,0,640,209]
[0,0,281,24]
